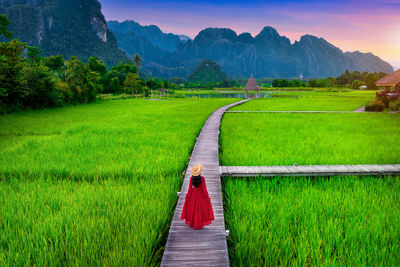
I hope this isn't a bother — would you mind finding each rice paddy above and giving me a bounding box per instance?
[230,91,376,111]
[2,92,399,266]
[223,176,400,266]
[221,94,400,266]
[0,98,237,266]
[220,113,400,166]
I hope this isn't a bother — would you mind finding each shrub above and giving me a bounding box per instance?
[389,100,400,111]
[22,65,62,109]
[365,100,385,112]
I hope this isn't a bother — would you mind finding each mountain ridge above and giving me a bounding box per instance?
[108,21,392,78]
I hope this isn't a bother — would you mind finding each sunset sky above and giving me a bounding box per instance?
[99,0,400,67]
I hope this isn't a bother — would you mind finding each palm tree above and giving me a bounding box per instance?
[133,54,142,69]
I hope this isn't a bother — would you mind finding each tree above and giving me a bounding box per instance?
[110,77,122,93]
[87,56,107,76]
[22,65,60,108]
[162,79,169,89]
[0,15,13,39]
[133,54,142,69]
[351,80,362,89]
[169,77,185,85]
[26,46,43,64]
[43,55,64,72]
[61,56,97,103]
[364,73,379,90]
[123,73,142,95]
[272,79,279,87]
[0,39,28,112]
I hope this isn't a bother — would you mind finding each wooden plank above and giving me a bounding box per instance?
[220,165,400,177]
[161,99,250,267]
[225,110,385,114]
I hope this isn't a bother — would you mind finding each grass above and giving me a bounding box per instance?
[220,113,400,166]
[0,98,237,266]
[223,176,400,266]
[231,91,377,111]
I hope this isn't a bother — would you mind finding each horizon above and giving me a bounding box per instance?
[99,0,400,67]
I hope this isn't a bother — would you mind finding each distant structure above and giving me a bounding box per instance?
[160,88,168,97]
[299,73,304,79]
[375,69,400,90]
[245,74,260,98]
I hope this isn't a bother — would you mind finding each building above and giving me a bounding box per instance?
[245,74,260,98]
[375,69,400,91]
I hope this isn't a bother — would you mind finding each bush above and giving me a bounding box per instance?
[389,100,400,111]
[365,100,385,112]
[22,65,62,109]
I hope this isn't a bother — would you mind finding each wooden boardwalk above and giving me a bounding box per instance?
[161,99,249,267]
[220,164,400,177]
[226,110,381,113]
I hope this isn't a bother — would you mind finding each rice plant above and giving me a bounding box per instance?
[223,176,400,266]
[220,113,400,166]
[0,98,237,266]
[230,91,376,111]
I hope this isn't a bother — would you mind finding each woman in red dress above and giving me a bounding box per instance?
[181,164,214,229]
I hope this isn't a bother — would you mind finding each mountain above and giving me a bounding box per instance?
[293,35,393,78]
[0,0,128,66]
[178,35,192,42]
[107,20,182,53]
[110,25,393,78]
[188,59,228,83]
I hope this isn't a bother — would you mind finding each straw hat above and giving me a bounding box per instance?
[190,164,203,176]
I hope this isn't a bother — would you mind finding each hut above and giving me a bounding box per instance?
[160,88,168,97]
[375,69,400,91]
[245,74,260,98]
[375,70,400,100]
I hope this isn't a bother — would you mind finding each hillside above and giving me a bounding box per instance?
[0,0,128,66]
[188,59,228,83]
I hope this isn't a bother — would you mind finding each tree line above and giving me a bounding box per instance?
[0,15,175,114]
[169,69,388,90]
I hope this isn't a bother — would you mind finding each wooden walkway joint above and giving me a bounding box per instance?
[220,164,400,177]
[161,99,250,267]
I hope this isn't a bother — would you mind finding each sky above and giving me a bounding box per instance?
[98,0,400,67]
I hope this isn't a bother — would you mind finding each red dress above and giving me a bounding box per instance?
[181,176,214,229]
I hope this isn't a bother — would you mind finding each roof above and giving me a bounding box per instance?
[245,74,260,91]
[160,88,168,92]
[375,69,400,86]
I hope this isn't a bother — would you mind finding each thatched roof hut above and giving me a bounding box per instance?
[375,70,400,90]
[245,74,260,91]
[244,74,259,98]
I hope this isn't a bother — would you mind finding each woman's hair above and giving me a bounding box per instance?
[192,175,202,188]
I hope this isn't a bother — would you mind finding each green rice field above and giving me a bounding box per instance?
[0,98,237,266]
[1,93,399,266]
[220,113,400,166]
[230,91,377,111]
[223,176,400,266]
[221,96,400,266]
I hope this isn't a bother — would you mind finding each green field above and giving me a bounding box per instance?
[223,176,400,266]
[231,91,377,111]
[2,93,399,266]
[220,113,400,166]
[0,98,237,266]
[221,97,400,266]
